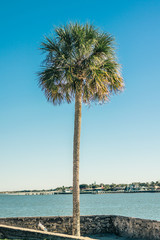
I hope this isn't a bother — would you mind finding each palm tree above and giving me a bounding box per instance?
[38,23,124,236]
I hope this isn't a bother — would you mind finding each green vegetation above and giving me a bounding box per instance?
[70,181,160,192]
[1,181,160,195]
[53,181,160,194]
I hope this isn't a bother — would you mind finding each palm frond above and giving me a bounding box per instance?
[38,23,124,105]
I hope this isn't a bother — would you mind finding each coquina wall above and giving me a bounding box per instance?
[0,224,94,240]
[112,216,160,240]
[0,215,160,239]
[0,215,113,236]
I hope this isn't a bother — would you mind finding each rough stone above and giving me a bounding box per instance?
[0,215,160,239]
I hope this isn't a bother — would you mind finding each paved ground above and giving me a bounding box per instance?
[87,233,144,240]
[0,235,144,240]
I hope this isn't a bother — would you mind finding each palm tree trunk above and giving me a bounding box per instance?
[72,89,82,236]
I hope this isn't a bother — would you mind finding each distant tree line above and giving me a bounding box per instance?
[2,181,160,194]
[55,181,160,192]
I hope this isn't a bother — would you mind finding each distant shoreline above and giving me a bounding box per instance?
[1,190,160,196]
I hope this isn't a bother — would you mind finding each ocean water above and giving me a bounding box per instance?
[0,193,160,221]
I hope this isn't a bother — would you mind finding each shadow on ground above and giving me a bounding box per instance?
[87,233,144,240]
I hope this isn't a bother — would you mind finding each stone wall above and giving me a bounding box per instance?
[0,224,94,240]
[0,215,113,236]
[112,216,160,240]
[0,215,160,239]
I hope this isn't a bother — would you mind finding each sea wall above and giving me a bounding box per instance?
[0,224,94,240]
[0,215,160,239]
[112,216,160,240]
[0,215,113,236]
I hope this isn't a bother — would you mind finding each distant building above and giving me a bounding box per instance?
[65,189,72,193]
[125,184,140,192]
[154,186,160,191]
[82,188,93,192]
[113,186,125,191]
[139,186,148,191]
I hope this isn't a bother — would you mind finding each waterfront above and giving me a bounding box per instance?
[0,193,160,220]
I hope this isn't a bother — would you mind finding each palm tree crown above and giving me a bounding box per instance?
[39,23,124,104]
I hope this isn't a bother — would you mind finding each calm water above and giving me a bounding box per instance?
[0,193,160,221]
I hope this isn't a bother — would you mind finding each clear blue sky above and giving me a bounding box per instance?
[0,0,160,191]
